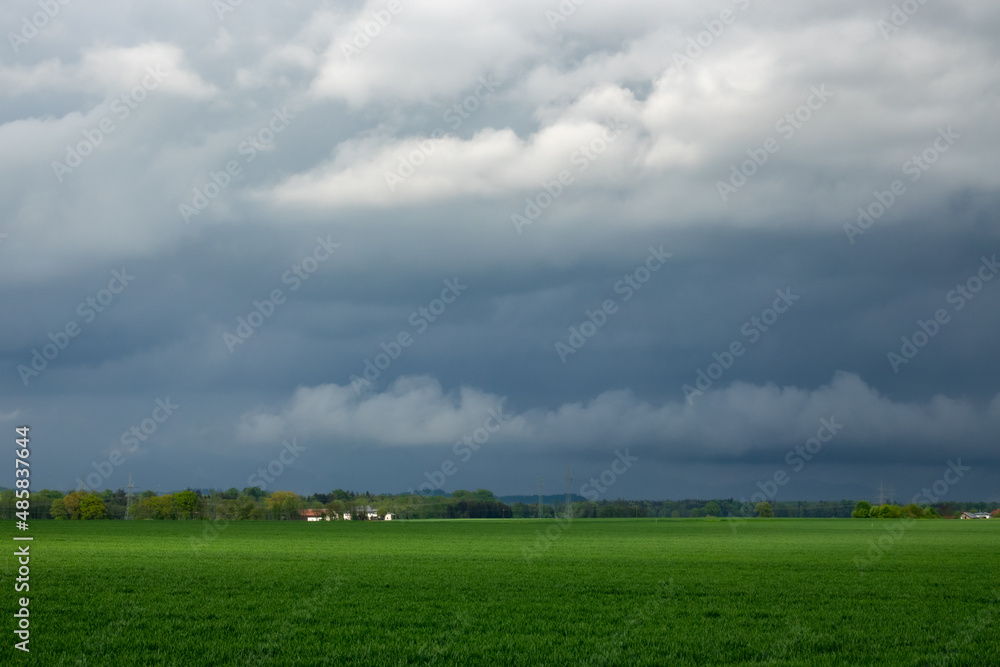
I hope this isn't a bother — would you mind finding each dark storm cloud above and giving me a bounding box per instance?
[1,0,998,500]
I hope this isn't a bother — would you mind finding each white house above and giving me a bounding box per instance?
[960,511,991,519]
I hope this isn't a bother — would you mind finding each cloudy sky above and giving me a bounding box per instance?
[3,0,999,502]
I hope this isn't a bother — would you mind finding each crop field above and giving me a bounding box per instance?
[13,519,1000,665]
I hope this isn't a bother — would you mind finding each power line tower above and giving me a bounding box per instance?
[877,481,885,506]
[125,473,136,520]
[565,467,573,520]
[538,477,544,519]
[888,486,895,505]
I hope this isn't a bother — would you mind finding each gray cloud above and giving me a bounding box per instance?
[2,0,998,500]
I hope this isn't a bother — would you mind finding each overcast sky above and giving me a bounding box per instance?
[3,0,999,503]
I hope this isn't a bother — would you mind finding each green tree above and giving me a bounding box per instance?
[879,504,902,518]
[268,491,300,519]
[49,497,68,520]
[236,497,260,520]
[174,490,200,519]
[473,489,496,502]
[755,501,774,518]
[703,501,721,517]
[852,501,871,518]
[79,494,108,520]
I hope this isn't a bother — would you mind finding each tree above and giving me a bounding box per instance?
[62,491,87,519]
[268,491,300,520]
[49,497,68,520]
[703,501,721,517]
[79,494,108,520]
[852,501,871,518]
[237,497,260,520]
[174,490,200,519]
[473,489,496,502]
[755,501,774,518]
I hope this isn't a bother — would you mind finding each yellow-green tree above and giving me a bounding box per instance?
[268,491,300,520]
[174,490,200,519]
[79,494,108,520]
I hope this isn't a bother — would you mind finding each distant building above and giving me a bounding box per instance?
[960,511,991,519]
[299,507,394,521]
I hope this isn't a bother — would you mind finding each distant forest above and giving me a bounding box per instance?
[2,487,998,521]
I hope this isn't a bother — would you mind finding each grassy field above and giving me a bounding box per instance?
[10,518,999,665]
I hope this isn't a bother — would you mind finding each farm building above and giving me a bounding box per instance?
[299,508,395,521]
[959,511,991,519]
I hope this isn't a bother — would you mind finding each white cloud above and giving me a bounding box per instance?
[0,42,216,99]
[237,372,999,458]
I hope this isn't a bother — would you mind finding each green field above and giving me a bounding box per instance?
[11,519,1000,665]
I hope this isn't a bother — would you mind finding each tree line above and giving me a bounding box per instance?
[0,487,995,521]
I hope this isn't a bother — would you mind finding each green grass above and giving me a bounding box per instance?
[11,518,1000,665]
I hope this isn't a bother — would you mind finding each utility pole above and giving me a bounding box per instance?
[125,473,136,520]
[538,477,544,519]
[877,481,885,506]
[565,467,573,520]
